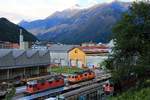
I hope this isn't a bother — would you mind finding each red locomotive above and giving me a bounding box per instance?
[26,70,96,94]
[26,75,64,94]
[67,70,95,84]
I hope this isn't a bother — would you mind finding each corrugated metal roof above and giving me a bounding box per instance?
[0,49,11,58]
[0,49,50,58]
[39,50,49,56]
[48,44,77,52]
[0,49,50,69]
[26,50,38,57]
[12,49,25,58]
[79,45,109,54]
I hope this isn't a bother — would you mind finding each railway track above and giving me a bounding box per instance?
[13,74,111,100]
[14,73,110,95]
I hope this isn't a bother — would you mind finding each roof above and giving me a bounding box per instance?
[0,49,11,57]
[79,45,109,54]
[26,50,38,57]
[48,44,77,52]
[12,49,25,58]
[39,50,49,56]
[0,49,50,69]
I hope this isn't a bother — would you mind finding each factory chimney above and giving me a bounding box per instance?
[19,29,29,50]
[19,29,24,49]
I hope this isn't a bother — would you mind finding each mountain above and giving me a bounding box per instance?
[19,1,130,44]
[0,18,37,43]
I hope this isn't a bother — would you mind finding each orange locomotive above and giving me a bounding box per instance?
[26,75,64,94]
[67,70,95,84]
[26,70,95,94]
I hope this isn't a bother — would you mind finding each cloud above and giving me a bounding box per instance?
[0,0,136,23]
[0,11,28,23]
[0,0,78,23]
[87,0,98,7]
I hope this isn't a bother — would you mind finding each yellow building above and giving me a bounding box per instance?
[69,45,109,68]
[69,48,86,68]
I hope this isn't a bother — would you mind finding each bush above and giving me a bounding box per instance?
[110,79,150,100]
[48,66,84,74]
[110,87,150,100]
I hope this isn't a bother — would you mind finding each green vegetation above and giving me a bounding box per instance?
[107,0,150,82]
[110,79,150,100]
[5,87,16,100]
[110,87,150,100]
[104,1,150,99]
[0,18,37,42]
[48,67,84,74]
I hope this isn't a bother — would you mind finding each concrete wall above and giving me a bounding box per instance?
[50,52,69,66]
[86,55,108,68]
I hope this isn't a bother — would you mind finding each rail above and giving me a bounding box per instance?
[14,74,111,100]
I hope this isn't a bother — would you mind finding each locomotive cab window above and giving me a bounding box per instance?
[29,85,32,88]
[33,85,36,88]
[49,81,52,84]
[34,84,37,87]
[75,76,78,78]
[56,80,59,82]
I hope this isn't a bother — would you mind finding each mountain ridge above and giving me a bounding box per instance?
[0,17,37,43]
[19,1,130,44]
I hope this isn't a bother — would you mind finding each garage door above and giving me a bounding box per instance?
[77,60,82,68]
[71,60,76,67]
[61,60,66,66]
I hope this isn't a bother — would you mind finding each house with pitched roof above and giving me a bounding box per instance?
[69,44,110,68]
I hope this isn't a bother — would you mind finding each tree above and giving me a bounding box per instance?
[111,1,150,82]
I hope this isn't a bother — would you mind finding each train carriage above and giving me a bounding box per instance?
[26,75,64,94]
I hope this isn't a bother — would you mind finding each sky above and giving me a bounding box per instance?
[0,0,135,23]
